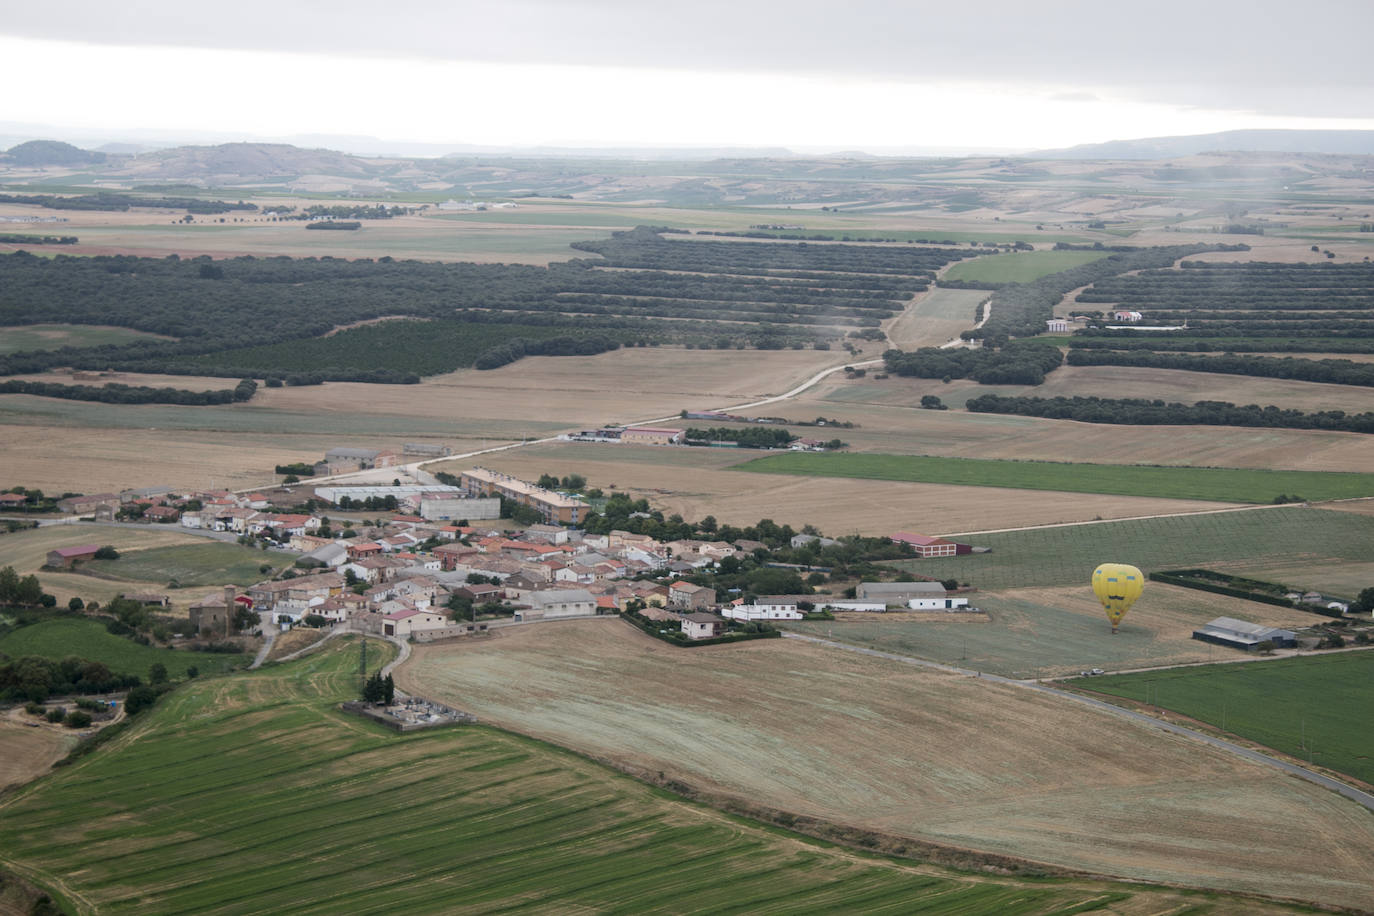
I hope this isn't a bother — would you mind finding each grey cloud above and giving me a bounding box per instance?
[5,0,1372,118]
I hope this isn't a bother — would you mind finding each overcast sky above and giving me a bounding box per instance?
[4,0,1373,153]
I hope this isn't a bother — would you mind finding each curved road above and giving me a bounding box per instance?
[290,356,887,490]
[782,632,1374,813]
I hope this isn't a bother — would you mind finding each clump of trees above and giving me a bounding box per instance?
[535,473,586,491]
[884,340,1064,385]
[684,426,796,449]
[0,655,141,702]
[361,672,395,705]
[0,565,47,606]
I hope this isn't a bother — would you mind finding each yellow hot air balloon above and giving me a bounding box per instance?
[1092,563,1143,633]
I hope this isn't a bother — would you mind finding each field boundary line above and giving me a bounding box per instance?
[782,632,1374,814]
[936,502,1290,538]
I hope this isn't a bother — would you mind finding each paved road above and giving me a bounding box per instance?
[378,632,411,682]
[247,626,277,669]
[285,356,888,492]
[782,632,1374,813]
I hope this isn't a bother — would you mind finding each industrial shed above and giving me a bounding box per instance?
[1192,617,1297,651]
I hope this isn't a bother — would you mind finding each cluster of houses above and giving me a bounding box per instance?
[51,468,972,645]
[56,486,183,519]
[177,510,970,643]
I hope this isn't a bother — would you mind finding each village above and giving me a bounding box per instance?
[38,458,979,648]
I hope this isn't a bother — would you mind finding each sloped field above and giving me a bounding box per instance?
[401,621,1374,909]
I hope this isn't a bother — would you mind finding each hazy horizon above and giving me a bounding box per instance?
[3,1,1374,155]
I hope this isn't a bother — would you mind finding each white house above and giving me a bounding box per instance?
[382,607,452,638]
[723,596,802,621]
[521,589,597,620]
[681,613,725,640]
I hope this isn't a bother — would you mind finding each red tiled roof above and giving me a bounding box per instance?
[52,545,100,558]
[890,532,950,547]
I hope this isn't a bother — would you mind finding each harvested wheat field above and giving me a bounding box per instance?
[0,348,838,493]
[0,715,76,793]
[1320,497,1374,516]
[788,376,1374,472]
[467,442,1234,532]
[885,287,987,350]
[400,621,1374,908]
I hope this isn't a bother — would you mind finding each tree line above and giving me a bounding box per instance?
[472,333,623,370]
[0,378,256,405]
[965,393,1374,434]
[0,234,77,245]
[1065,349,1374,387]
[1068,337,1374,355]
[0,192,256,214]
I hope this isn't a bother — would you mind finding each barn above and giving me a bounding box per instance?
[45,545,100,568]
[1192,617,1297,651]
[889,532,963,557]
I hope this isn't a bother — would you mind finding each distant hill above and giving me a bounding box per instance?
[441,144,797,160]
[1035,129,1374,159]
[2,139,106,167]
[119,142,375,180]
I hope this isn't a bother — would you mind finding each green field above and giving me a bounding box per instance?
[737,452,1374,503]
[1068,653,1374,784]
[943,250,1110,284]
[887,507,1374,589]
[0,617,241,679]
[0,637,1180,914]
[87,542,291,587]
[0,324,169,355]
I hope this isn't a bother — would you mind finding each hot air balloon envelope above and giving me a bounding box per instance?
[1091,563,1143,632]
